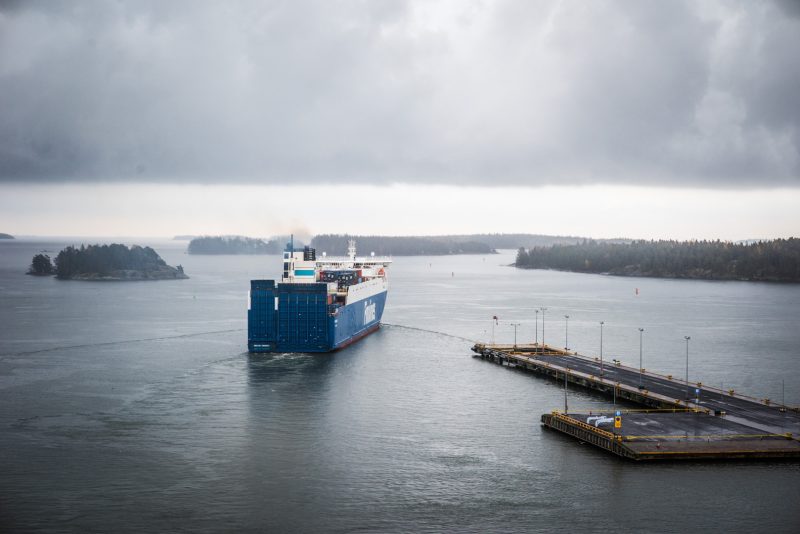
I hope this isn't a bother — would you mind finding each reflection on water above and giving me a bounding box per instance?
[246,351,335,384]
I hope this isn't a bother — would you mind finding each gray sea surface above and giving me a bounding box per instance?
[1,238,799,533]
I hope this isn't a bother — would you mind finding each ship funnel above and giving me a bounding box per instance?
[348,239,356,261]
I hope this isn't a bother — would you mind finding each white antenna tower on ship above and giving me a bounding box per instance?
[348,239,356,262]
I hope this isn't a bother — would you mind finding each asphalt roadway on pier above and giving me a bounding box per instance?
[493,344,800,437]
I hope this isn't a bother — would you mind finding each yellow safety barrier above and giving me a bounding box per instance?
[550,412,616,440]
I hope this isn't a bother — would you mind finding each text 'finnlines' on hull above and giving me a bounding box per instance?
[248,240,391,353]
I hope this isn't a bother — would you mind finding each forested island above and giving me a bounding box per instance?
[311,234,494,256]
[515,239,800,282]
[309,233,628,256]
[187,236,286,254]
[0,233,13,239]
[29,244,188,280]
[184,233,621,256]
[460,233,629,249]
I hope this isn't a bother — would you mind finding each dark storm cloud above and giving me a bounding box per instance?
[0,0,798,187]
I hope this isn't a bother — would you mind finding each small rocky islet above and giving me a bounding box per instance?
[27,244,188,280]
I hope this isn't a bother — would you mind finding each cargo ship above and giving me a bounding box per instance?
[248,239,391,352]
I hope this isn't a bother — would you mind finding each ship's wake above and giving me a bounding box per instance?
[381,323,476,343]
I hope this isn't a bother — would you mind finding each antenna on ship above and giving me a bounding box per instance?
[348,239,356,262]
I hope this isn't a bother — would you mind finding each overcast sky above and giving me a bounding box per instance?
[1,1,798,239]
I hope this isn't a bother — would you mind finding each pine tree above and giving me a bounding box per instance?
[27,254,54,275]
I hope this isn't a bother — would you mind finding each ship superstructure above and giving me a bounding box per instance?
[248,239,391,352]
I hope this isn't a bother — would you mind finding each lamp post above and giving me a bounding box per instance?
[638,328,644,389]
[564,315,570,350]
[512,323,521,350]
[541,307,548,348]
[535,309,539,346]
[600,321,605,377]
[684,336,691,400]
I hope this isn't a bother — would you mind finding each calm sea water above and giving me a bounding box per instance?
[1,238,799,533]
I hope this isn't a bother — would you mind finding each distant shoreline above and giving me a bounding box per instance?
[515,238,800,283]
[513,264,799,283]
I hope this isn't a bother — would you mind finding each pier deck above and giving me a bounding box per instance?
[541,410,800,460]
[472,343,800,460]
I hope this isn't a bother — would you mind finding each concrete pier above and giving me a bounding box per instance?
[472,343,800,460]
[541,410,800,461]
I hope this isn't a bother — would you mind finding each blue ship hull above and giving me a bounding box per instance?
[248,280,387,353]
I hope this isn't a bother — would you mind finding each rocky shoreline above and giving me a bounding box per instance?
[514,264,797,283]
[65,267,189,281]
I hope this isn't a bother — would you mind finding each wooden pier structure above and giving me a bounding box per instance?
[472,343,800,461]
